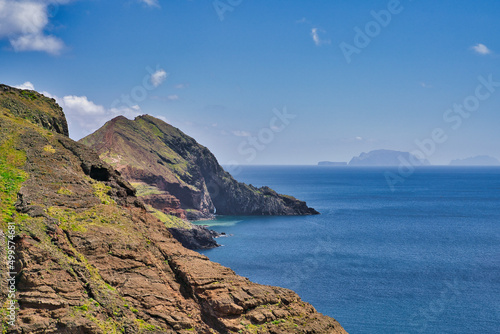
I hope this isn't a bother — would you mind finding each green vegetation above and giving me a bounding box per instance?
[130,182,164,197]
[20,90,38,101]
[57,187,73,195]
[46,207,88,232]
[46,203,132,233]
[92,182,115,205]
[43,145,56,153]
[0,135,28,227]
[0,88,66,137]
[145,205,192,229]
[134,319,158,332]
[271,319,287,325]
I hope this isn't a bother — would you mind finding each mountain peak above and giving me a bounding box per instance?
[80,114,319,220]
[0,86,345,333]
[0,83,68,136]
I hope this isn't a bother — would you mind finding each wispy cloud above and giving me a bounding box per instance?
[61,95,106,115]
[471,43,492,55]
[150,69,168,87]
[175,83,189,89]
[167,95,179,101]
[231,130,251,137]
[26,83,142,139]
[0,0,71,55]
[139,0,160,8]
[10,33,64,55]
[14,82,35,90]
[311,28,330,46]
[420,82,433,89]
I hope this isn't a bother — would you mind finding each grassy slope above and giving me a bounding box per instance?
[0,86,344,334]
[80,116,194,188]
[0,106,168,332]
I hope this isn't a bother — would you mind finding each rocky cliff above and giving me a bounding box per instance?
[0,84,346,334]
[79,115,319,221]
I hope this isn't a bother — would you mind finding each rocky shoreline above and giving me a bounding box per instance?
[168,224,221,250]
[0,84,347,333]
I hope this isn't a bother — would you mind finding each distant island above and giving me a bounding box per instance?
[318,161,347,166]
[319,149,430,167]
[449,155,500,166]
[349,150,430,166]
[349,149,430,166]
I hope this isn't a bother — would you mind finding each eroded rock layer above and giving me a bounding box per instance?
[0,84,347,333]
[79,115,319,220]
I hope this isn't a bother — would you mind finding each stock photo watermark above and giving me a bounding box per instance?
[281,236,336,291]
[385,74,500,191]
[207,106,295,200]
[110,65,167,110]
[401,279,462,333]
[4,225,18,327]
[340,0,413,64]
[224,106,296,177]
[213,0,243,21]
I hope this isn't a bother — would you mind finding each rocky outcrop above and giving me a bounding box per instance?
[168,226,220,250]
[0,84,347,333]
[79,115,319,218]
[0,84,68,137]
[143,193,187,219]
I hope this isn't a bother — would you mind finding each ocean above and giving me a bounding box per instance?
[195,166,500,334]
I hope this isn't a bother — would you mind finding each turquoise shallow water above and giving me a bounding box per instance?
[196,166,500,334]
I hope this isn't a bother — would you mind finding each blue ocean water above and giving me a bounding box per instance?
[196,166,500,334]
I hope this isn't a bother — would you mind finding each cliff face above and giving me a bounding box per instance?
[0,84,346,334]
[0,84,68,137]
[79,115,319,220]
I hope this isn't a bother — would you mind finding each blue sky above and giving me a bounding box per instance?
[1,0,499,165]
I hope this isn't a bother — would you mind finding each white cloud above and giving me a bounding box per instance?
[14,81,35,90]
[0,0,70,55]
[150,69,168,87]
[109,105,142,120]
[10,33,64,55]
[62,95,106,115]
[0,1,47,37]
[167,95,179,101]
[63,100,142,139]
[41,90,56,99]
[232,130,251,137]
[14,82,144,139]
[311,28,330,46]
[175,83,189,89]
[140,0,160,7]
[471,43,492,55]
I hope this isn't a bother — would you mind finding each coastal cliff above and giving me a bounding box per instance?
[0,84,346,334]
[79,115,318,220]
